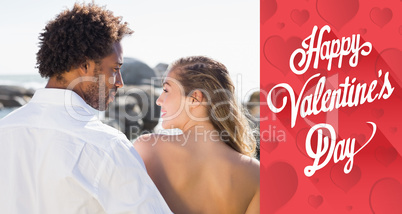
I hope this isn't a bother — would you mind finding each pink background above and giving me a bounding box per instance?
[260,0,402,213]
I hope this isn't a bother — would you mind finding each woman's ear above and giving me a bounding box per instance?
[187,90,209,120]
[190,90,203,107]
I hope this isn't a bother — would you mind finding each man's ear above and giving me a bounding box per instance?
[77,61,88,75]
[79,60,95,76]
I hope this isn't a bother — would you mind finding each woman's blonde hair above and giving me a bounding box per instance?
[170,56,257,157]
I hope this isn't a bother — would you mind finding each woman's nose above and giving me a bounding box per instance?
[156,94,163,106]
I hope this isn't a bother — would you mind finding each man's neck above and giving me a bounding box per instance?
[45,74,86,101]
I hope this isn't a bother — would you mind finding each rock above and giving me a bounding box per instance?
[121,58,162,87]
[106,85,161,140]
[120,85,161,131]
[246,91,260,119]
[245,90,260,160]
[0,85,34,107]
[0,85,34,97]
[106,94,144,140]
[154,63,169,77]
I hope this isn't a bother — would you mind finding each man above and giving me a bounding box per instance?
[0,3,171,213]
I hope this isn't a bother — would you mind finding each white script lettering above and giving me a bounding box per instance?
[304,122,377,177]
[289,25,372,75]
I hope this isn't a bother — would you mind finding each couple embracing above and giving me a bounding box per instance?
[0,3,259,214]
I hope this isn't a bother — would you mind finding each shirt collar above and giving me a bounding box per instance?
[30,88,100,120]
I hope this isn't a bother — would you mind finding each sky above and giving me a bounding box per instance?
[0,0,259,100]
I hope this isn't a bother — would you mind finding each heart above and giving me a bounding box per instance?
[350,133,366,145]
[263,36,303,76]
[372,108,384,119]
[316,0,359,31]
[399,26,402,35]
[308,195,323,208]
[261,136,279,153]
[340,105,359,116]
[375,48,402,91]
[277,22,285,29]
[390,127,397,134]
[261,0,277,24]
[264,162,298,213]
[370,178,402,214]
[330,163,361,192]
[310,177,319,184]
[291,9,310,26]
[296,128,313,158]
[370,8,393,28]
[359,28,367,35]
[375,146,398,167]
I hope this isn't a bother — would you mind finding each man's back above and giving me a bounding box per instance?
[0,89,171,213]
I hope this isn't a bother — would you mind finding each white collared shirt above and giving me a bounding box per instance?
[0,88,172,214]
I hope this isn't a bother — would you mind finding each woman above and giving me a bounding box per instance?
[134,56,259,214]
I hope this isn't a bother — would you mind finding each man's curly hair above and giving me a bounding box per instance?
[36,3,133,79]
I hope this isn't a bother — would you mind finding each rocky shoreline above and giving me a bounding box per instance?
[0,85,35,108]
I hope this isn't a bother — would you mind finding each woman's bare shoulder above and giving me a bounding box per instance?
[237,154,260,183]
[236,155,260,213]
[133,134,170,159]
[134,133,162,146]
[221,153,260,213]
[133,133,186,154]
[218,150,260,188]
